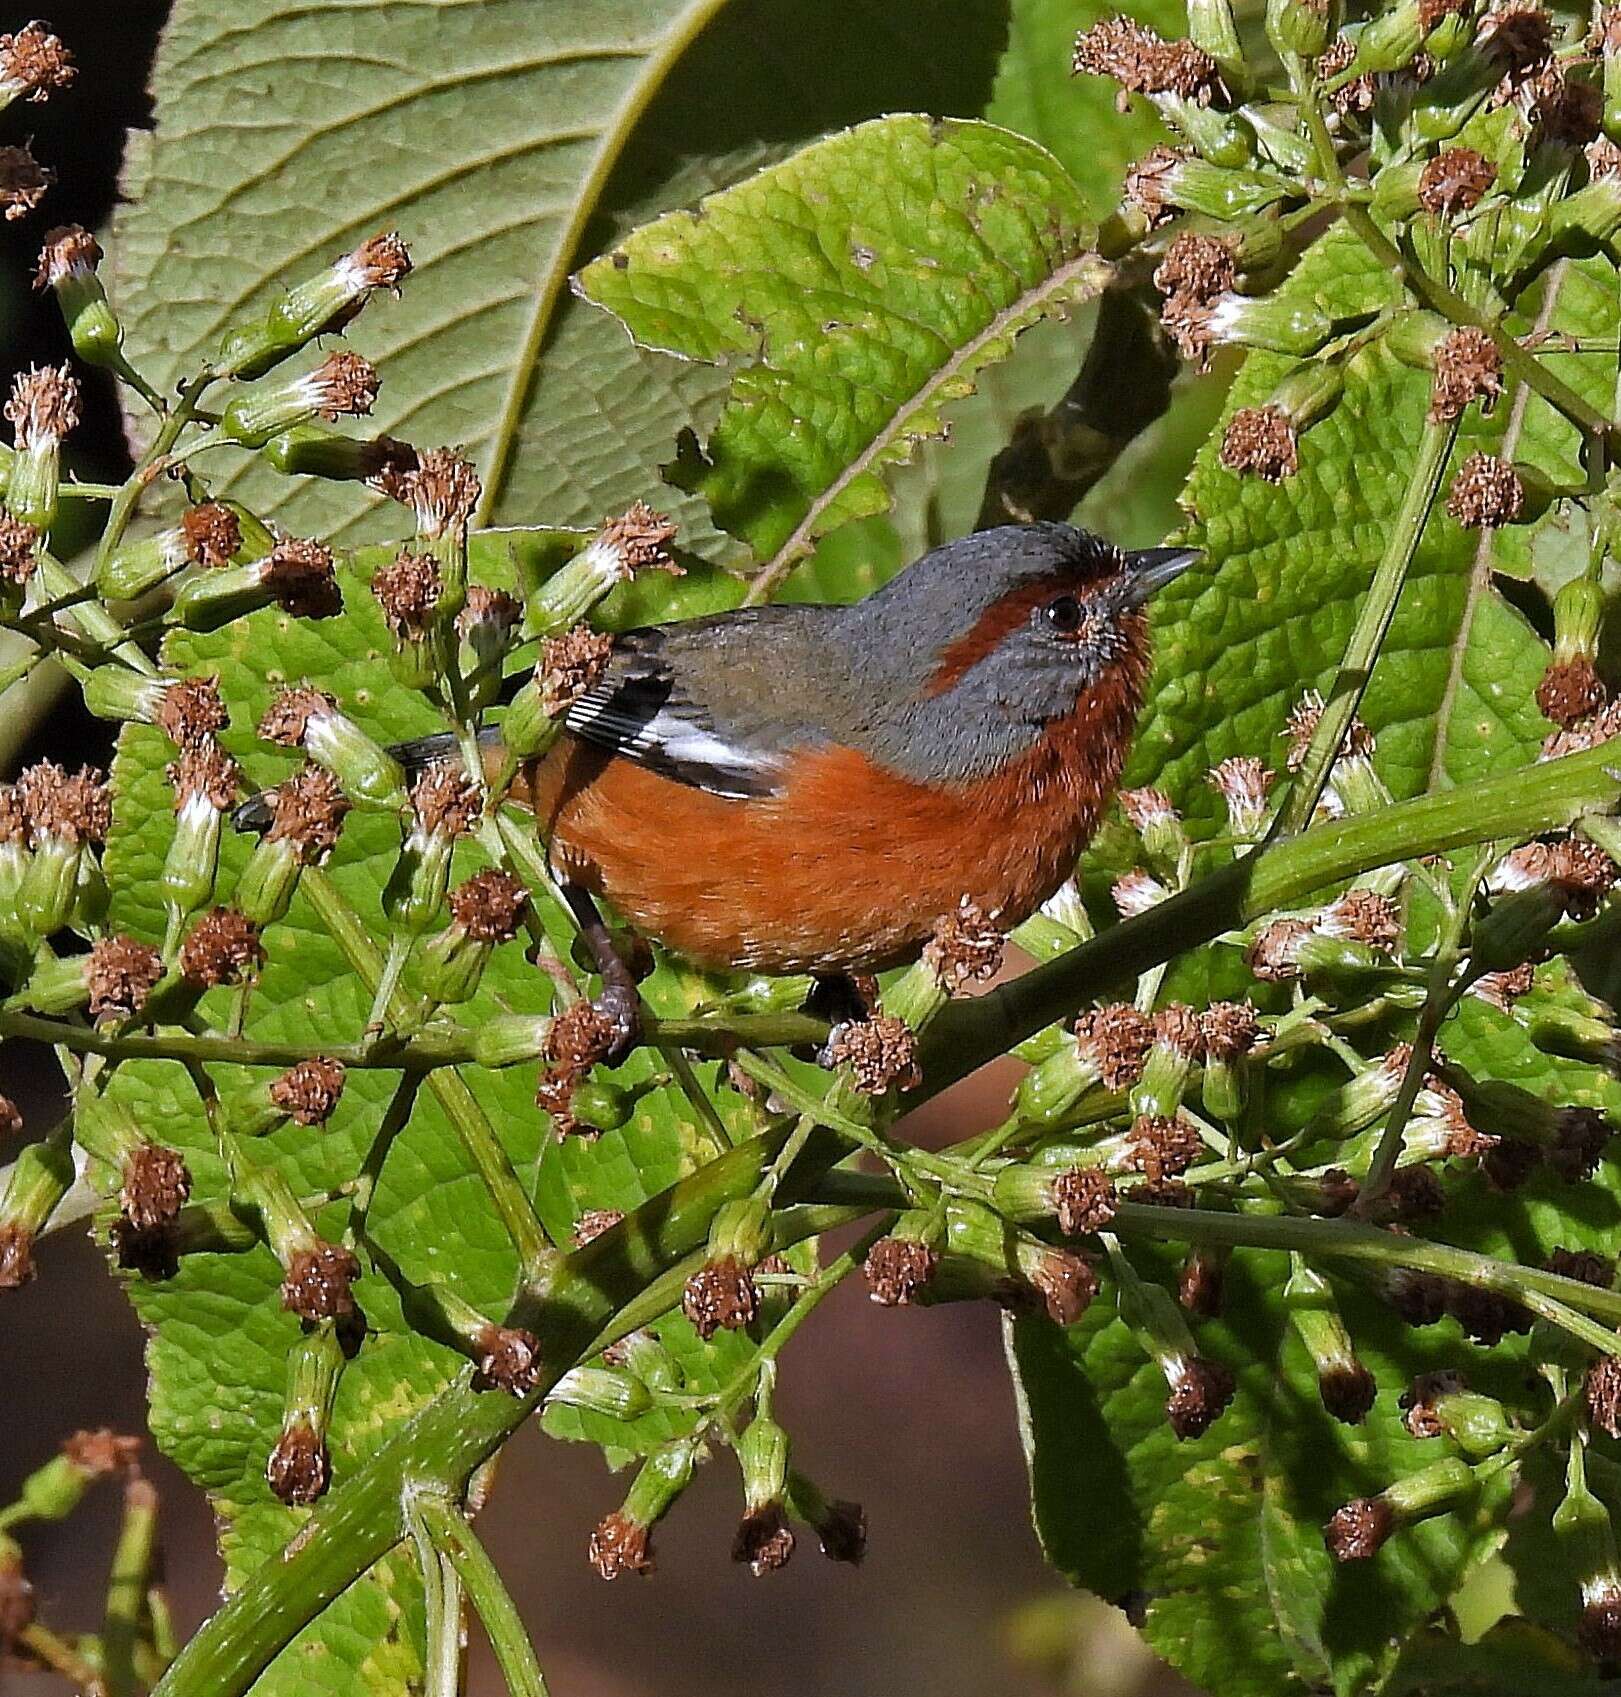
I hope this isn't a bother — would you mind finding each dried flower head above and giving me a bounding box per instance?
[377,446,481,538]
[1284,689,1375,772]
[596,500,679,574]
[824,1015,921,1095]
[1320,34,1377,116]
[864,1235,938,1305]
[1321,1361,1378,1425]
[458,583,522,636]
[61,1429,142,1477]
[1548,1246,1614,1287]
[1220,405,1299,481]
[683,1254,758,1339]
[1123,145,1188,227]
[1165,1356,1236,1439]
[337,231,412,297]
[263,536,341,618]
[734,1503,796,1575]
[119,1143,191,1234]
[33,223,98,291]
[265,765,351,861]
[0,24,75,102]
[1467,961,1537,1012]
[1030,1248,1100,1325]
[1428,326,1503,422]
[0,142,51,224]
[1447,452,1524,528]
[19,760,110,844]
[84,934,162,1023]
[305,351,379,420]
[1318,888,1401,950]
[260,687,335,748]
[1378,1165,1447,1223]
[1537,656,1607,729]
[472,1324,542,1395]
[1153,233,1237,304]
[534,1068,584,1139]
[1072,18,1223,103]
[1551,1106,1615,1181]
[572,1208,624,1247]
[589,1511,653,1580]
[1450,1282,1533,1344]
[1324,1495,1394,1561]
[179,907,264,988]
[5,362,79,446]
[1207,755,1274,832]
[1589,135,1621,180]
[0,1221,35,1287]
[1112,867,1170,917]
[1245,917,1314,982]
[538,624,615,716]
[1052,1167,1118,1235]
[1200,1000,1261,1062]
[154,676,229,749]
[1588,1355,1621,1438]
[1074,1003,1155,1089]
[266,1422,330,1506]
[922,896,1005,992]
[1480,1,1554,68]
[281,1240,361,1322]
[1482,1135,1542,1192]
[1118,786,1177,833]
[0,512,39,585]
[1127,1113,1205,1184]
[180,501,242,569]
[1417,148,1498,217]
[371,549,442,636]
[1400,1369,1467,1438]
[1178,1246,1225,1318]
[410,763,481,839]
[1153,1002,1205,1061]
[270,1057,347,1126]
[167,746,240,812]
[448,868,527,942]
[544,998,620,1072]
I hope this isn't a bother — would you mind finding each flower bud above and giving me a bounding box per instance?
[1324,1455,1476,1560]
[383,765,482,933]
[259,425,414,484]
[1161,292,1337,373]
[1537,577,1608,728]
[3,364,79,530]
[217,233,411,379]
[0,1128,74,1289]
[161,746,240,920]
[1553,1454,1621,1661]
[472,1013,554,1070]
[221,352,379,448]
[34,226,121,366]
[1521,1002,1621,1073]
[547,1365,652,1422]
[1285,1255,1376,1423]
[605,1327,679,1390]
[1104,1237,1235,1439]
[456,585,522,712]
[526,503,679,638]
[1352,0,1424,70]
[1132,1003,1205,1119]
[1122,144,1294,226]
[588,1438,697,1579]
[172,535,341,629]
[258,686,406,811]
[7,1432,139,1529]
[98,501,244,599]
[1400,1370,1516,1456]
[1267,0,1339,61]
[267,1322,346,1506]
[734,1414,795,1575]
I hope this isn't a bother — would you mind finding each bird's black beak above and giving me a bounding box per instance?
[1117,545,1201,610]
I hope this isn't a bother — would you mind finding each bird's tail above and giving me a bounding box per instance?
[231,725,504,832]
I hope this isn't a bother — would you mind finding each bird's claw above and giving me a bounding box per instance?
[594,981,643,1067]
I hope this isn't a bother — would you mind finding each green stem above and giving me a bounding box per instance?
[414,1496,549,1697]
[922,738,1621,1092]
[407,1496,463,1697]
[1277,417,1457,835]
[96,372,215,581]
[102,1480,159,1697]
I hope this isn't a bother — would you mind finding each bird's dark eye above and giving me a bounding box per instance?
[1044,595,1083,635]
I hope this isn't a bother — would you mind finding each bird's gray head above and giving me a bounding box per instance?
[836,524,1198,781]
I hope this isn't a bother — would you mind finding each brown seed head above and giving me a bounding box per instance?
[1318,888,1401,950]
[1220,404,1299,482]
[0,783,27,845]
[1538,656,1607,729]
[1377,1165,1446,1223]
[19,760,109,844]
[263,536,341,619]
[1325,1495,1394,1561]
[180,501,241,569]
[1320,35,1377,115]
[1467,961,1537,1012]
[410,763,480,839]
[0,24,75,101]
[342,231,412,292]
[1052,1167,1119,1236]
[596,499,679,575]
[1122,145,1188,227]
[1589,1355,1621,1437]
[538,624,616,716]
[1480,1,1554,68]
[266,1421,330,1506]
[306,351,378,420]
[85,934,162,1022]
[377,446,481,539]
[1417,148,1498,218]
[265,764,350,862]
[1072,18,1223,102]
[1178,1246,1225,1318]
[0,511,39,586]
[863,1235,938,1305]
[270,1057,347,1126]
[61,1429,141,1477]
[4,362,78,446]
[1517,63,1603,143]
[1482,1135,1542,1191]
[1246,917,1313,982]
[259,686,335,748]
[1579,1591,1621,1661]
[1127,1113,1205,1184]
[0,143,51,220]
[825,1015,921,1095]
[1153,233,1237,305]
[1200,1000,1261,1062]
[1400,1368,1467,1438]
[1589,135,1621,180]
[682,1253,758,1340]
[922,895,1005,992]
[1030,1249,1100,1325]
[1450,1283,1533,1344]
[458,583,522,637]
[1319,1361,1378,1425]
[1111,867,1170,917]
[0,1221,35,1287]
[371,549,442,637]
[281,1240,361,1322]
[1152,1001,1205,1061]
[471,1323,542,1395]
[1447,452,1524,528]
[1428,326,1503,423]
[1548,1246,1615,1287]
[534,1068,585,1139]
[155,676,229,749]
[1165,1356,1236,1439]
[809,1498,867,1564]
[572,1208,625,1247]
[1157,294,1220,369]
[1207,755,1274,829]
[448,868,527,942]
[1284,688,1376,772]
[733,1503,796,1575]
[1551,1106,1615,1181]
[33,224,100,289]
[589,1511,653,1580]
[1433,1088,1498,1160]
[1074,1003,1154,1090]
[1385,1264,1450,1326]
[179,907,264,988]
[167,745,240,813]
[544,998,620,1071]
[119,1144,190,1233]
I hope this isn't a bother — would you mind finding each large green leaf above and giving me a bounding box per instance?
[109,0,1017,554]
[576,114,1109,569]
[98,536,757,1694]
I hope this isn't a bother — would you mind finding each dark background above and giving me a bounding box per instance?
[0,8,1189,1693]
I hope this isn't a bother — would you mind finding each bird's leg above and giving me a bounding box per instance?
[561,881,644,1063]
[804,971,872,1026]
